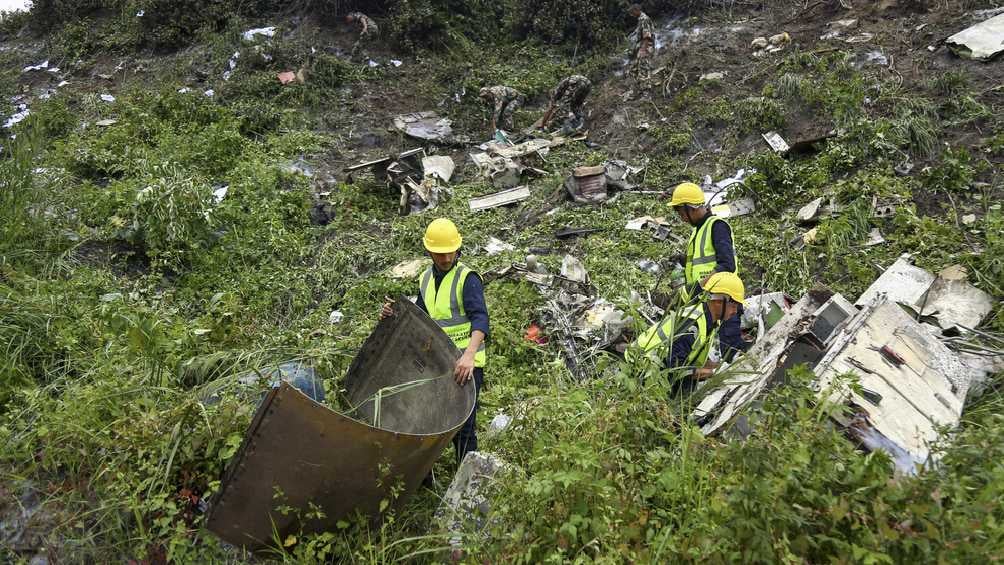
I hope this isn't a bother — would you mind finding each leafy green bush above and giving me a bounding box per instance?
[126,166,215,269]
[922,147,977,194]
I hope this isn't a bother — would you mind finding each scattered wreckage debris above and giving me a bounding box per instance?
[393,111,462,144]
[565,160,645,204]
[625,216,676,241]
[205,298,475,551]
[389,258,429,279]
[469,133,586,189]
[820,19,859,41]
[469,186,531,212]
[695,255,998,474]
[762,131,790,153]
[435,452,507,557]
[483,237,515,255]
[345,149,456,215]
[858,257,994,334]
[814,298,978,473]
[946,12,1004,61]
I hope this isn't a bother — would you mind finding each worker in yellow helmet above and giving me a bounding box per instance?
[667,181,748,359]
[381,218,488,464]
[630,272,746,387]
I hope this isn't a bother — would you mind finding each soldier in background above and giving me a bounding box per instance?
[628,4,655,85]
[346,12,379,55]
[537,75,592,132]
[479,85,526,133]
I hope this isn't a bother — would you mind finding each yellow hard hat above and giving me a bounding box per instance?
[423,218,462,253]
[668,182,705,207]
[703,272,745,304]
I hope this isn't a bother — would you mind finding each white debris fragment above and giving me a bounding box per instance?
[95,119,118,127]
[637,259,661,274]
[391,59,403,67]
[204,89,215,97]
[328,310,344,324]
[213,185,229,203]
[57,80,69,87]
[178,87,191,93]
[864,228,886,247]
[389,258,429,279]
[947,13,1004,60]
[560,255,589,284]
[22,60,49,73]
[242,26,276,42]
[3,107,30,129]
[856,255,936,308]
[100,94,116,102]
[421,155,455,183]
[136,10,144,16]
[762,131,790,152]
[368,59,379,67]
[484,237,515,256]
[487,413,512,437]
[962,214,977,225]
[100,292,123,303]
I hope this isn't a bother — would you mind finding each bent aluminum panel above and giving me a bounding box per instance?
[206,298,475,550]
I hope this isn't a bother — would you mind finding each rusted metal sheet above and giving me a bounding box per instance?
[206,298,475,551]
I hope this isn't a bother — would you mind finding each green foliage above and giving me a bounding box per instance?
[734,96,785,134]
[922,147,977,194]
[126,166,215,269]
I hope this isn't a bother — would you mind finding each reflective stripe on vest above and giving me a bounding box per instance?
[633,305,713,368]
[684,216,738,287]
[419,263,486,367]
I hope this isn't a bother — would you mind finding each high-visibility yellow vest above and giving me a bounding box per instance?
[419,263,486,367]
[685,216,738,287]
[631,305,714,369]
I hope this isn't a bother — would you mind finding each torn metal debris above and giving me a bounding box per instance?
[814,297,979,473]
[762,131,790,153]
[696,252,998,474]
[345,149,454,215]
[206,298,476,551]
[469,186,531,212]
[436,452,507,552]
[947,13,1004,61]
[393,111,456,143]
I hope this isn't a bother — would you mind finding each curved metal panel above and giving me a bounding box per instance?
[206,298,476,550]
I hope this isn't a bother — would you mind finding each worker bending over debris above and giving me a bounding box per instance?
[479,85,525,134]
[668,181,748,359]
[628,4,655,85]
[631,272,746,385]
[537,75,592,132]
[346,12,379,55]
[381,219,489,463]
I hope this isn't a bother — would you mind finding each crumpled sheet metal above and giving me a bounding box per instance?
[946,13,1004,61]
[814,298,978,472]
[206,298,475,551]
[394,111,454,142]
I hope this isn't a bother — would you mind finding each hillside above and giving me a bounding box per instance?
[2,0,1003,562]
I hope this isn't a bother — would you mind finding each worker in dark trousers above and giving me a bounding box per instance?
[382,218,488,464]
[667,182,748,360]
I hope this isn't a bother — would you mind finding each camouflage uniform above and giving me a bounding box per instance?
[630,11,655,83]
[348,12,379,39]
[552,75,592,122]
[483,86,525,131]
